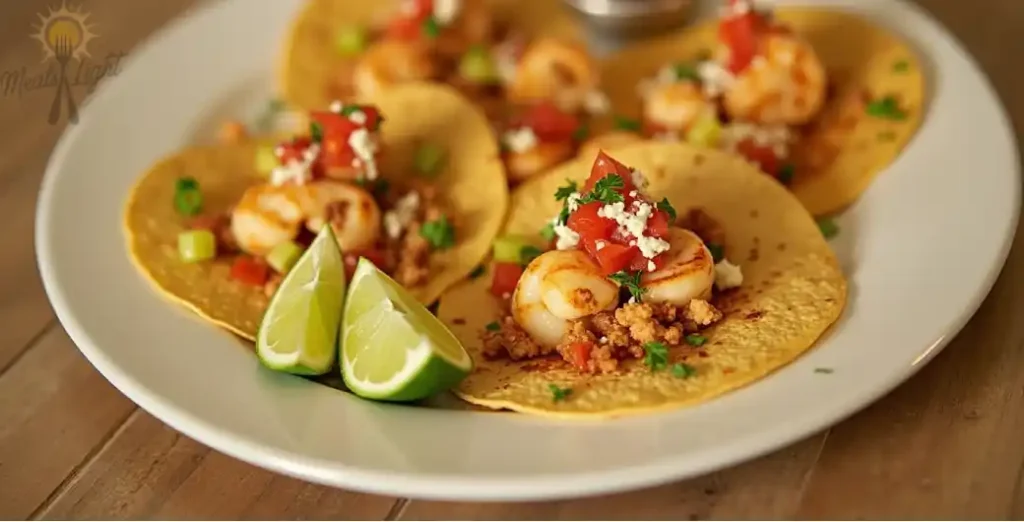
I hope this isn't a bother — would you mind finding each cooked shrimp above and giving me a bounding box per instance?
[353,40,437,99]
[432,0,495,58]
[504,141,575,182]
[642,227,716,305]
[512,250,620,348]
[230,184,305,256]
[298,180,382,252]
[506,38,599,113]
[643,81,718,132]
[723,32,827,126]
[578,131,644,160]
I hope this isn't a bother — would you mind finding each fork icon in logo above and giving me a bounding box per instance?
[48,34,80,125]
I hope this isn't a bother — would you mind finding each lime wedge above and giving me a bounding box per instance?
[341,258,472,401]
[256,226,346,375]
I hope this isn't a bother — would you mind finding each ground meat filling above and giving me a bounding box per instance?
[382,183,448,288]
[482,300,724,374]
[677,207,725,249]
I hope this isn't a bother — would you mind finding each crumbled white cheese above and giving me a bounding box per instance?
[647,260,657,272]
[503,127,538,153]
[720,122,793,160]
[594,240,607,251]
[567,192,582,213]
[597,200,670,259]
[583,90,611,115]
[553,222,580,250]
[433,0,461,25]
[348,128,379,180]
[329,100,344,113]
[270,143,320,186]
[628,190,638,197]
[383,192,420,239]
[697,60,736,98]
[599,336,609,343]
[714,258,744,290]
[629,168,650,193]
[636,235,671,259]
[348,110,367,125]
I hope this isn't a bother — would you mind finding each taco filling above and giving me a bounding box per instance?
[599,0,924,215]
[282,0,609,182]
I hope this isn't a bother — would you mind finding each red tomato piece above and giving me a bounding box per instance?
[647,209,671,238]
[386,0,433,40]
[629,252,666,273]
[521,102,580,143]
[719,5,762,73]
[276,136,313,165]
[567,202,614,255]
[735,138,781,176]
[230,256,270,287]
[490,262,524,298]
[594,243,638,275]
[568,341,593,371]
[585,150,638,193]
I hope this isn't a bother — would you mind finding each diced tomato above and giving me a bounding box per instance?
[231,256,270,287]
[490,262,524,298]
[629,252,665,273]
[308,107,383,170]
[568,341,593,371]
[584,150,638,193]
[719,2,763,73]
[276,136,313,165]
[567,202,614,254]
[343,248,389,280]
[520,102,580,143]
[735,138,781,176]
[647,209,670,237]
[386,0,434,40]
[594,243,638,275]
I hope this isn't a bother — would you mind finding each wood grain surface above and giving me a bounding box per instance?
[1,0,1022,519]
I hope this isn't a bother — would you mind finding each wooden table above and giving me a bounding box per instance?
[2,0,1022,519]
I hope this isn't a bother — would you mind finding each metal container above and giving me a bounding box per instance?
[560,0,695,40]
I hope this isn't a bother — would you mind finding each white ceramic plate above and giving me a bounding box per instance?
[36,0,1019,501]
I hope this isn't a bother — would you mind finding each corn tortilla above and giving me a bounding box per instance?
[125,83,508,341]
[600,8,926,216]
[437,142,847,418]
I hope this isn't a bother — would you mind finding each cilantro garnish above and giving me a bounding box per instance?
[672,363,697,379]
[420,215,456,250]
[816,217,839,239]
[577,174,625,206]
[469,265,486,279]
[339,105,361,117]
[554,179,579,201]
[549,384,572,402]
[814,367,834,374]
[685,333,707,347]
[572,124,590,142]
[309,121,324,143]
[421,16,441,39]
[657,197,677,221]
[893,60,910,73]
[777,163,795,185]
[540,223,556,242]
[556,206,571,225]
[520,245,543,265]
[865,95,908,121]
[673,63,700,82]
[485,321,501,332]
[609,270,646,302]
[643,341,669,371]
[706,242,724,263]
[613,115,642,132]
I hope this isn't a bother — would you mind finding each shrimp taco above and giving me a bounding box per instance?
[597,0,925,216]
[125,83,508,340]
[279,0,614,184]
[436,144,846,418]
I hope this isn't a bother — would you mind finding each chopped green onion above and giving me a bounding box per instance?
[816,217,839,239]
[266,241,304,274]
[672,363,696,378]
[174,177,203,216]
[613,116,642,132]
[255,146,278,176]
[777,163,795,185]
[485,321,501,331]
[420,215,456,250]
[458,45,499,83]
[540,223,556,242]
[686,114,722,147]
[413,143,447,177]
[422,16,441,39]
[685,333,707,347]
[706,242,724,263]
[469,265,486,279]
[492,235,534,264]
[334,24,368,56]
[549,384,572,402]
[865,95,908,121]
[177,230,216,263]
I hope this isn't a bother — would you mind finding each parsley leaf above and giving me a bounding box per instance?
[340,105,361,117]
[643,341,669,371]
[520,245,543,265]
[540,222,556,242]
[577,174,625,205]
[865,95,908,121]
[549,384,572,402]
[613,115,642,132]
[557,205,571,225]
[657,197,677,221]
[469,265,486,279]
[420,215,456,250]
[554,179,579,201]
[706,242,724,263]
[673,63,700,82]
[309,121,324,143]
[485,321,501,332]
[672,363,697,379]
[816,217,839,239]
[685,333,707,347]
[572,124,590,142]
[421,16,441,39]
[608,270,646,302]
